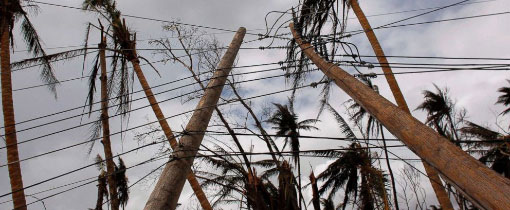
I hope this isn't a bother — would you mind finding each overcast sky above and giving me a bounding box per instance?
[1,0,509,209]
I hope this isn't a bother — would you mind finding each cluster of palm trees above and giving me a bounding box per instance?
[2,0,510,209]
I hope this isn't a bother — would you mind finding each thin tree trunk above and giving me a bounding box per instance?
[99,37,119,210]
[144,27,245,210]
[379,124,399,210]
[349,1,454,209]
[309,172,321,210]
[229,82,281,162]
[1,20,27,210]
[290,23,510,210]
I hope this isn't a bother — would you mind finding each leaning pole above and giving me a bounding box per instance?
[144,27,246,210]
[349,0,453,209]
[289,23,510,210]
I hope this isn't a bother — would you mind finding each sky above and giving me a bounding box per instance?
[1,0,510,209]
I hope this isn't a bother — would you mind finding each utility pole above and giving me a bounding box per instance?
[144,27,246,210]
[349,0,453,209]
[99,35,120,210]
[290,23,510,210]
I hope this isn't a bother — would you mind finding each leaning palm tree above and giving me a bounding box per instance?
[0,1,59,208]
[266,100,318,208]
[81,0,212,208]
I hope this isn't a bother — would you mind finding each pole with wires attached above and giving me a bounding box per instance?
[290,22,510,210]
[349,0,453,209]
[144,27,246,210]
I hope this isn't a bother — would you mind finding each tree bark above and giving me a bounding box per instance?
[349,1,454,209]
[1,19,27,210]
[99,38,120,210]
[290,22,510,210]
[143,27,246,210]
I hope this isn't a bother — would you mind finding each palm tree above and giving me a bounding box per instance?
[416,84,461,145]
[266,100,318,208]
[496,80,510,116]
[0,1,59,208]
[81,1,212,208]
[92,155,129,210]
[314,142,387,210]
[83,31,123,210]
[460,121,510,178]
[416,84,469,209]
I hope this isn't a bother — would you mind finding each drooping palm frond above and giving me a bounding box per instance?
[326,102,356,139]
[496,80,510,116]
[10,48,88,95]
[18,11,59,94]
[115,158,129,209]
[460,121,502,147]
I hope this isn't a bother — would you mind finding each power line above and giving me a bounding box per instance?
[0,63,318,140]
[0,144,407,202]
[0,82,325,166]
[2,59,310,130]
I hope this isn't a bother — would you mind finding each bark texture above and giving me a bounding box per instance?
[144,27,246,210]
[349,1,454,209]
[291,22,510,210]
[99,39,120,210]
[130,56,212,210]
[1,19,27,210]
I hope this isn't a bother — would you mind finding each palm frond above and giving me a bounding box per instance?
[20,13,59,94]
[326,103,356,139]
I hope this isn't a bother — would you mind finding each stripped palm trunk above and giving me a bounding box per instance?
[349,1,453,209]
[1,19,27,210]
[98,37,120,210]
[144,27,245,210]
[290,22,510,210]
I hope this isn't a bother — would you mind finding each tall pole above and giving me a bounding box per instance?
[349,0,454,209]
[144,27,246,210]
[99,36,120,210]
[290,23,510,210]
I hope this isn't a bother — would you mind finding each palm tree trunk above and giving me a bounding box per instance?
[309,172,321,210]
[144,27,245,210]
[349,1,454,209]
[297,155,303,210]
[1,20,28,210]
[290,23,510,210]
[379,124,399,210]
[99,38,120,210]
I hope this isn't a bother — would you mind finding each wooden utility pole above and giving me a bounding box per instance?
[99,35,120,210]
[128,38,213,210]
[144,27,246,210]
[290,23,510,210]
[349,0,454,209]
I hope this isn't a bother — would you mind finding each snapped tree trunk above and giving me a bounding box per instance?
[1,20,28,210]
[143,27,246,210]
[290,22,510,210]
[349,1,454,209]
[99,38,120,210]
